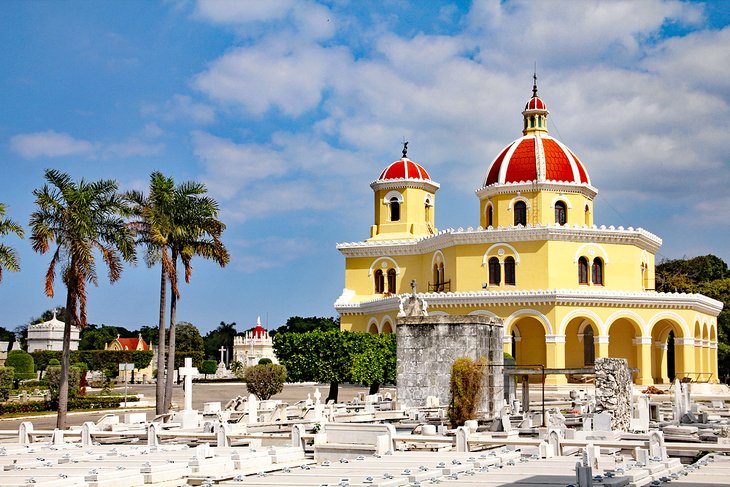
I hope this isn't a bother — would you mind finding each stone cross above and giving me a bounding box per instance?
[179,357,198,411]
[219,346,226,364]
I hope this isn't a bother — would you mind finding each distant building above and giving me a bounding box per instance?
[233,317,278,366]
[105,334,155,383]
[26,312,80,352]
[0,340,20,367]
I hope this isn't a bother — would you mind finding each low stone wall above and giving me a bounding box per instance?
[396,315,504,419]
[594,357,632,431]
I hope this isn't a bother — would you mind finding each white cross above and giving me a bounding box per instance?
[218,346,226,364]
[178,357,199,411]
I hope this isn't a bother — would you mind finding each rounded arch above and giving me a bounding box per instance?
[550,195,572,209]
[573,243,610,265]
[424,193,434,206]
[431,250,445,269]
[604,310,645,335]
[558,309,604,335]
[382,190,403,204]
[504,309,553,335]
[484,201,495,228]
[710,323,717,341]
[647,312,688,338]
[468,309,499,319]
[482,243,521,266]
[507,195,531,211]
[694,320,701,339]
[368,257,400,277]
[367,318,379,334]
[381,315,394,335]
[702,322,709,340]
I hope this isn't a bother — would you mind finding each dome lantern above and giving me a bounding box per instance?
[522,73,549,135]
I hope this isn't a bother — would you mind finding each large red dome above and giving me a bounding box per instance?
[483,135,590,187]
[378,158,431,181]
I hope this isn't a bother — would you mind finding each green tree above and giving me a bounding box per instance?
[30,169,135,428]
[175,322,205,353]
[127,172,228,414]
[204,321,237,362]
[273,316,339,335]
[5,349,35,386]
[200,359,217,379]
[138,325,158,346]
[79,325,120,350]
[448,356,487,428]
[244,363,287,400]
[0,202,24,283]
[0,326,15,342]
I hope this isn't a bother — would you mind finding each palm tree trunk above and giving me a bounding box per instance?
[56,276,76,429]
[155,264,167,415]
[164,255,178,412]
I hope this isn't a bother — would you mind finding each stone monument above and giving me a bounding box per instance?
[594,357,632,431]
[396,280,504,418]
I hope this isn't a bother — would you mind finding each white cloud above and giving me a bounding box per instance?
[10,131,95,159]
[9,130,164,160]
[142,94,215,124]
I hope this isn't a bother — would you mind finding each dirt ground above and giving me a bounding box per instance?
[0,382,395,432]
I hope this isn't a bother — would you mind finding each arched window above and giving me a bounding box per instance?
[487,204,493,227]
[374,269,384,293]
[387,268,397,293]
[389,197,400,221]
[554,201,567,225]
[592,258,603,285]
[488,257,501,285]
[538,116,542,127]
[425,203,431,221]
[514,201,527,226]
[583,326,595,366]
[530,116,535,128]
[578,257,589,284]
[584,204,590,225]
[504,256,516,285]
[433,264,440,287]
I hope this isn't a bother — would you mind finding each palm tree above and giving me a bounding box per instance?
[30,169,135,428]
[164,182,229,412]
[125,172,179,415]
[127,174,229,414]
[0,202,25,282]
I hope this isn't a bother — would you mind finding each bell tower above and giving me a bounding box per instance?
[369,143,440,241]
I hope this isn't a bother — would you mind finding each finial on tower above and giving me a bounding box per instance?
[532,64,538,98]
[402,140,409,159]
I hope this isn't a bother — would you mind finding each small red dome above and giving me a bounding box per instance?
[524,96,547,111]
[378,158,431,181]
[251,324,267,338]
[484,135,590,187]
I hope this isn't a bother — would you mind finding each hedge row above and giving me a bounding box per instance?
[0,396,139,415]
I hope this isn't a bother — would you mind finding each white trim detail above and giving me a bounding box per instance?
[503,336,513,345]
[574,243,609,265]
[380,315,394,333]
[482,243,521,266]
[382,190,403,205]
[558,309,603,335]
[604,310,646,336]
[428,310,449,316]
[431,250,445,269]
[550,196,572,209]
[654,341,668,350]
[468,309,499,318]
[507,195,531,211]
[545,334,566,343]
[646,312,689,339]
[368,257,400,278]
[594,335,609,344]
[504,309,553,335]
[674,337,695,346]
[633,336,653,346]
[367,318,379,334]
[424,193,434,206]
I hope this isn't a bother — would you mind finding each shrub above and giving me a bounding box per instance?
[0,367,14,401]
[48,358,61,367]
[6,350,35,384]
[200,360,218,378]
[244,364,287,400]
[258,358,273,365]
[46,366,80,406]
[448,356,487,428]
[230,361,245,379]
[0,400,47,414]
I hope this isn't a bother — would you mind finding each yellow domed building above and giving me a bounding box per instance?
[334,79,722,385]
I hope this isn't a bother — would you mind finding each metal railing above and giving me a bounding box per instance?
[427,280,451,292]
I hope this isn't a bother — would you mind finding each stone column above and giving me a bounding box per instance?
[674,338,694,381]
[595,335,609,359]
[545,335,567,385]
[654,341,668,384]
[633,336,653,385]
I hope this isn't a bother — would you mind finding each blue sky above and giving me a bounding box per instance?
[1,0,729,334]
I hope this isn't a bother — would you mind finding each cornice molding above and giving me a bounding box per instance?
[334,289,723,317]
[475,181,598,200]
[370,178,440,193]
[337,225,663,256]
